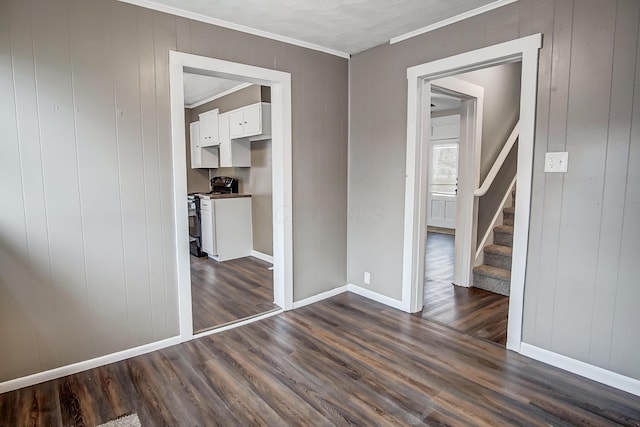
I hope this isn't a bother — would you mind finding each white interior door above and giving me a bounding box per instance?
[427,114,460,230]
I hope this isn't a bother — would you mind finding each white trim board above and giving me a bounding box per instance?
[402,34,542,352]
[347,284,405,311]
[251,250,274,264]
[117,0,350,59]
[475,176,517,264]
[292,286,348,309]
[390,0,519,45]
[0,336,181,394]
[520,343,640,397]
[169,52,294,342]
[185,82,252,109]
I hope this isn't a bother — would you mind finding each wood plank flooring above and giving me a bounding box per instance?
[1,293,638,426]
[422,232,509,345]
[191,255,278,333]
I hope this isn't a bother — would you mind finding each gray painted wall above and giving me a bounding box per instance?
[0,0,347,382]
[187,85,274,255]
[455,63,521,245]
[348,0,640,380]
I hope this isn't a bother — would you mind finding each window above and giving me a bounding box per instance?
[430,141,458,195]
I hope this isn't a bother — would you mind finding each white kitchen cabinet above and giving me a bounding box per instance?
[228,102,271,141]
[199,198,215,255]
[200,196,253,261]
[198,108,219,147]
[190,121,219,169]
[218,112,251,167]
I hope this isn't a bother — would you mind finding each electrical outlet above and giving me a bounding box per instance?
[364,271,371,285]
[545,152,569,173]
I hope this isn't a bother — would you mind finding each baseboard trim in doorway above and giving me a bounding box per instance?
[192,309,283,340]
[251,250,274,264]
[292,285,348,309]
[0,336,182,394]
[347,284,406,311]
[520,343,640,397]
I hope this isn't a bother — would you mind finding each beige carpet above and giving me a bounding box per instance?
[96,414,141,427]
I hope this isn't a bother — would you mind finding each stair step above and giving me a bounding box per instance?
[473,265,511,296]
[494,225,514,247]
[503,207,515,226]
[484,244,512,270]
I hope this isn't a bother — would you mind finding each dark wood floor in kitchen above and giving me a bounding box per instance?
[191,255,278,333]
[422,231,509,345]
[1,292,639,426]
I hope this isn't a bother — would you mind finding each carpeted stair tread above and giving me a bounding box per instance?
[503,207,515,215]
[494,224,514,234]
[473,264,511,296]
[473,264,511,280]
[484,244,512,256]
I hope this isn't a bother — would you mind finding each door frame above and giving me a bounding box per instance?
[427,78,484,289]
[401,34,542,352]
[168,51,294,341]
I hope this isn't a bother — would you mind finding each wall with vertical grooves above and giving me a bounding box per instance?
[0,0,347,382]
[348,0,640,380]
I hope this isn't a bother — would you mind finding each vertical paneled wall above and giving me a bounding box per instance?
[348,0,640,380]
[0,0,348,382]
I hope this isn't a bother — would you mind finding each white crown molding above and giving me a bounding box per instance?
[390,0,519,45]
[186,82,252,109]
[117,0,350,59]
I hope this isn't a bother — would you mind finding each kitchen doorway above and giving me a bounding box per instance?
[183,78,278,334]
[169,52,294,341]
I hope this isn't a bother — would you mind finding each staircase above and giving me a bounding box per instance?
[472,190,515,296]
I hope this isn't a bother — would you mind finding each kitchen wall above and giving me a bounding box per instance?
[0,0,347,382]
[187,84,273,256]
[455,63,521,243]
[348,0,640,381]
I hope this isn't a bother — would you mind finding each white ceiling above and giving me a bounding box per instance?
[126,0,513,55]
[183,73,248,107]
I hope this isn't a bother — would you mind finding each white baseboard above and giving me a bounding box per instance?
[0,336,182,394]
[347,283,406,311]
[251,250,274,264]
[520,343,640,397]
[292,285,348,309]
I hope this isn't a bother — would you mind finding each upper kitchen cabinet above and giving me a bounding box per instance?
[190,121,219,169]
[218,112,251,168]
[198,108,219,147]
[229,102,271,141]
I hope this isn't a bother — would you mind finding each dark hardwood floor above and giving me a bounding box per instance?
[422,231,509,345]
[1,293,638,426]
[191,255,278,333]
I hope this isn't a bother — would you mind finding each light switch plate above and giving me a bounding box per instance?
[545,152,569,173]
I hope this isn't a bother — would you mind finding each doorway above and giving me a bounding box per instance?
[169,52,294,341]
[182,76,279,333]
[401,34,542,352]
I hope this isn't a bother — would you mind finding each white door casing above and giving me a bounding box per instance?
[401,34,542,352]
[169,51,293,342]
[426,78,484,291]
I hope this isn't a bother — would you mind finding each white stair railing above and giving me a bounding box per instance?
[474,121,519,197]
